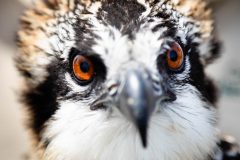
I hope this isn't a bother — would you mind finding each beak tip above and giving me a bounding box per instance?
[142,138,147,148]
[138,122,148,148]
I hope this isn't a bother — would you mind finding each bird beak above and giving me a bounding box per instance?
[114,68,157,148]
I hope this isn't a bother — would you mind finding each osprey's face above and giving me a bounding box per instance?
[17,0,221,159]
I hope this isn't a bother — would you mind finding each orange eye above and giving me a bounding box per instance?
[72,55,94,82]
[166,42,184,70]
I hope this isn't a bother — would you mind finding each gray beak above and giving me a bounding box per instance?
[115,69,157,147]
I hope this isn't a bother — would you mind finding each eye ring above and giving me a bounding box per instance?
[166,42,184,71]
[72,55,95,83]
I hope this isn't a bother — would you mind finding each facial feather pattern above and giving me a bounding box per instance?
[16,0,221,160]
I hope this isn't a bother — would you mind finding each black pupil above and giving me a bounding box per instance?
[80,61,90,73]
[169,50,178,61]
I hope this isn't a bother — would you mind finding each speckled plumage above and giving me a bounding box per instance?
[17,0,216,84]
[16,0,238,160]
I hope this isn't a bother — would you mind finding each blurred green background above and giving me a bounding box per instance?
[0,0,239,159]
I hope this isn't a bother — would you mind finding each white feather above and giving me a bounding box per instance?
[42,85,217,160]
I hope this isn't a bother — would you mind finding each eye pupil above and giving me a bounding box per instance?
[80,61,90,73]
[169,50,178,62]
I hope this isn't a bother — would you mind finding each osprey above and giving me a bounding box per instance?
[16,0,239,159]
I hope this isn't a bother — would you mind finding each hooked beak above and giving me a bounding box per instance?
[114,69,157,148]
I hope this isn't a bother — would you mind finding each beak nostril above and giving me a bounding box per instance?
[108,84,119,91]
[107,80,120,96]
[108,84,119,96]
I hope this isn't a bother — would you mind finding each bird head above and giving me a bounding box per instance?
[17,0,221,159]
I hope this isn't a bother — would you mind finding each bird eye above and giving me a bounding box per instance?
[72,55,94,82]
[166,42,184,71]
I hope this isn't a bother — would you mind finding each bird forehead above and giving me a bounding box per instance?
[18,0,214,66]
[91,24,166,71]
[30,0,210,69]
